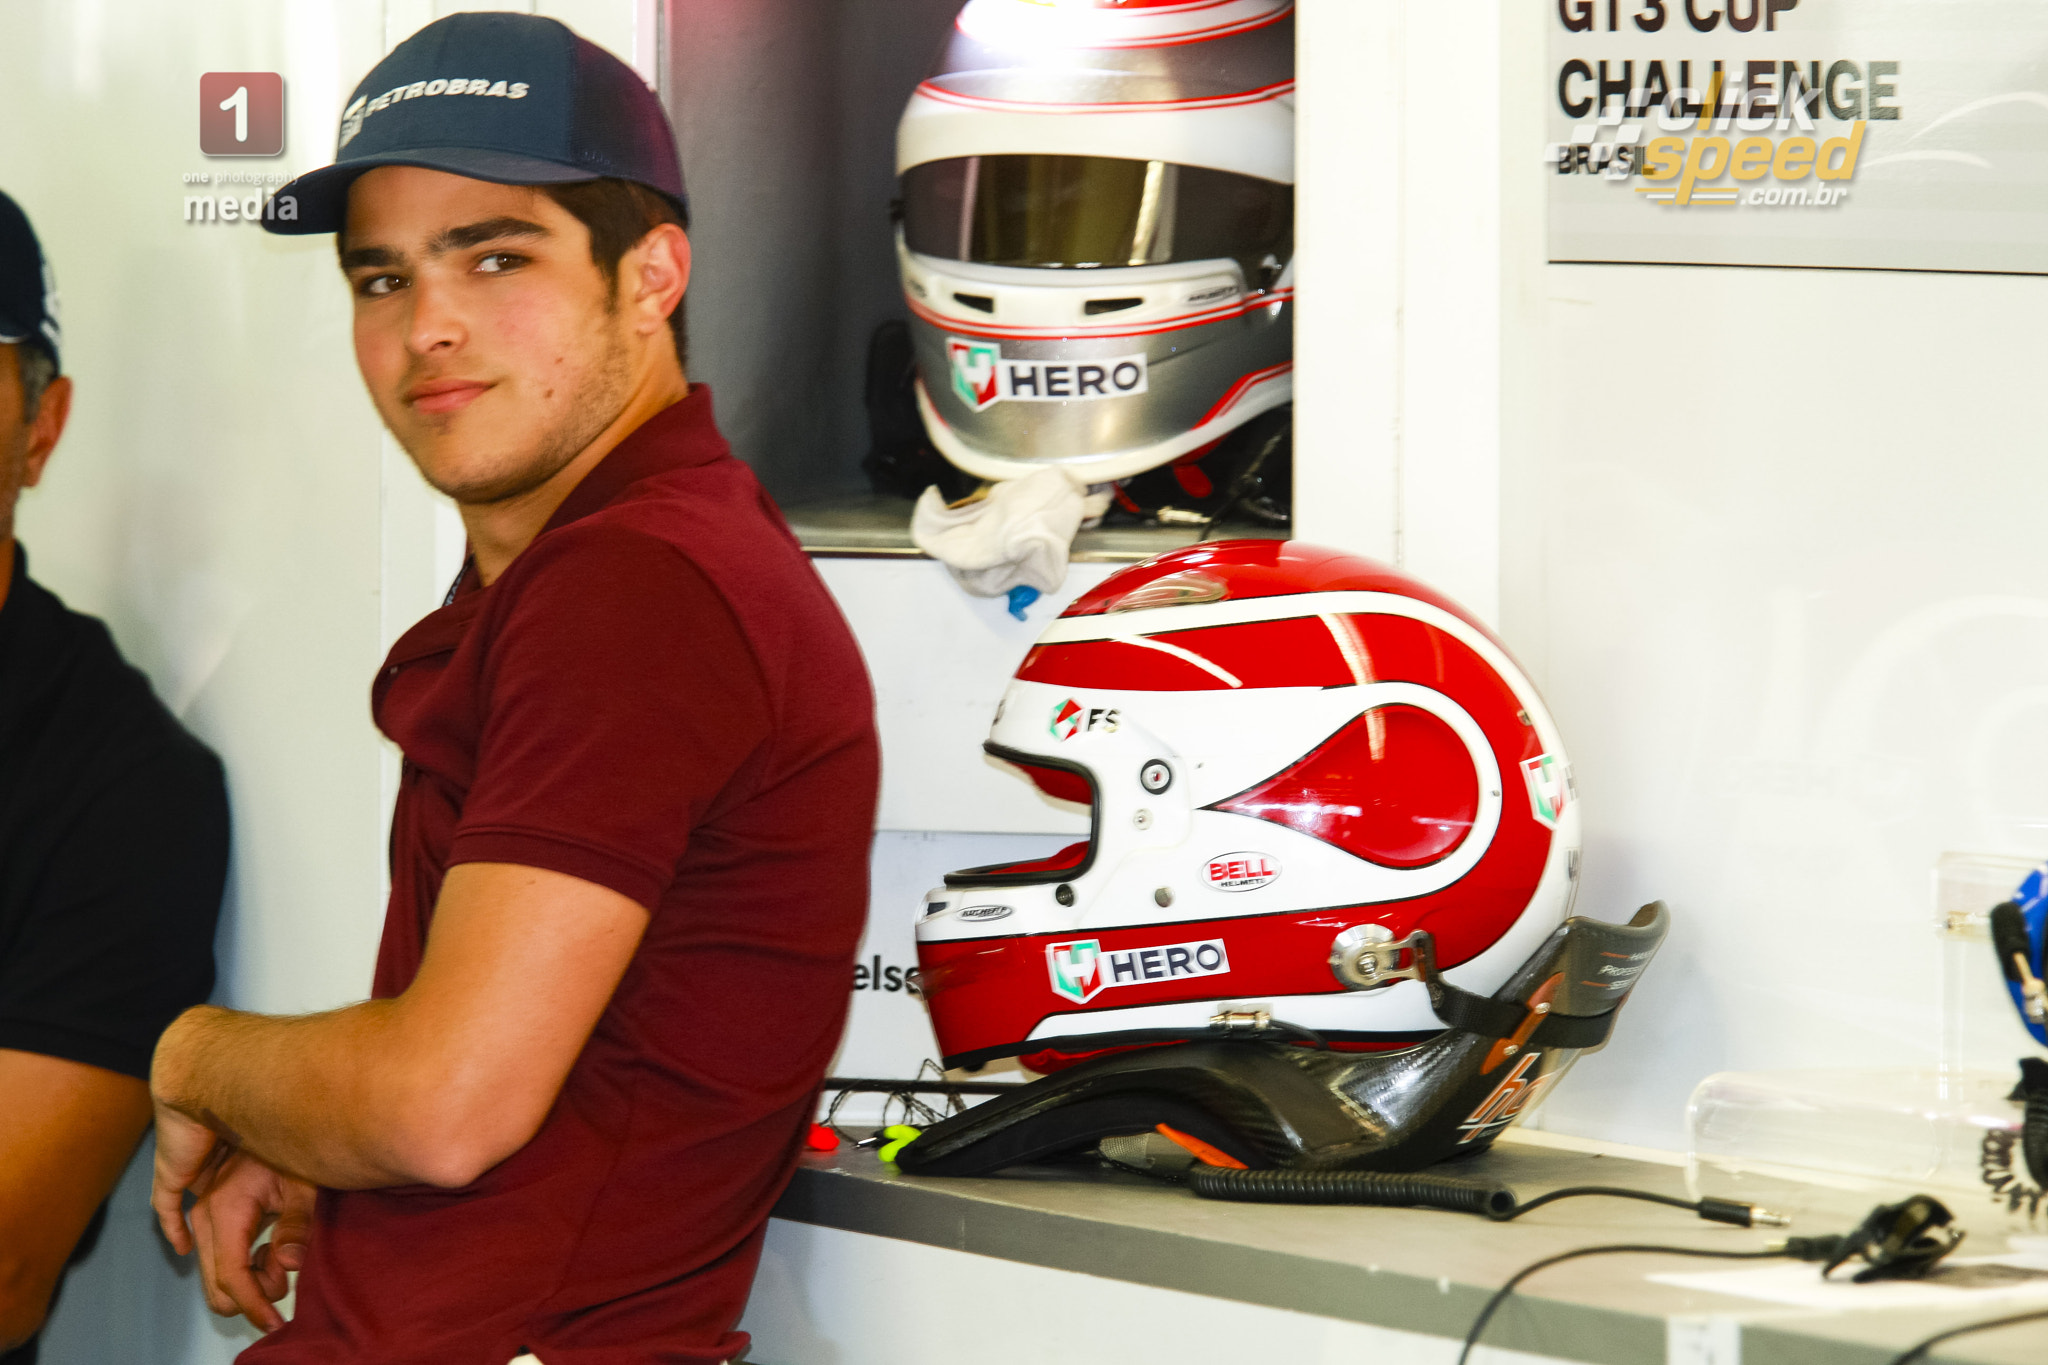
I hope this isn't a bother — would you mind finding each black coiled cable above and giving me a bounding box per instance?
[1185,1165,1517,1217]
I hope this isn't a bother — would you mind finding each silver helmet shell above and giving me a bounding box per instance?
[897,0,1296,485]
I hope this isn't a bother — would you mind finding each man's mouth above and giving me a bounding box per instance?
[406,379,493,415]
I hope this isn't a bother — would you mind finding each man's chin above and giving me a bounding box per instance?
[401,437,554,508]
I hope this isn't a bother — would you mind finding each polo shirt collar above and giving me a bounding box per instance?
[379,385,729,672]
[541,383,728,537]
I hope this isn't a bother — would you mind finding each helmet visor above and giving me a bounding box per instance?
[902,155,1293,284]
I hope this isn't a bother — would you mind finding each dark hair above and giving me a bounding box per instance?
[15,343,56,419]
[541,178,689,370]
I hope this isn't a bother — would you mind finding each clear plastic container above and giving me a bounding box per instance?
[1685,1067,2040,1230]
[1685,853,2048,1233]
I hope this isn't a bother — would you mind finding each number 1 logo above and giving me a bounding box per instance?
[199,72,285,157]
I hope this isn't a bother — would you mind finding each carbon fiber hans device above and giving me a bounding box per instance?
[897,902,1669,1176]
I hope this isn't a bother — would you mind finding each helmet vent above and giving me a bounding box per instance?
[1107,570,1228,613]
[1084,296,1144,315]
[952,292,996,313]
[1213,705,1479,869]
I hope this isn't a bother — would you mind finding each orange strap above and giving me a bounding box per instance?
[1155,1122,1249,1170]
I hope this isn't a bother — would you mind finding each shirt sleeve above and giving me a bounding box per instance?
[447,527,774,910]
[0,738,229,1080]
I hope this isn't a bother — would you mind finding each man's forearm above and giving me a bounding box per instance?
[152,1002,438,1189]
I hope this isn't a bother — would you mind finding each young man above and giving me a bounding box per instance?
[0,190,229,1363]
[148,15,879,1364]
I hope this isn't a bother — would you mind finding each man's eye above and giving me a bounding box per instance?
[358,273,405,297]
[476,252,526,274]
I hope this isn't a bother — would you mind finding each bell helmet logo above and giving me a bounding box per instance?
[1205,852,1280,892]
[948,338,1001,411]
[958,904,1013,922]
[1047,940,1105,1003]
[1521,754,1570,829]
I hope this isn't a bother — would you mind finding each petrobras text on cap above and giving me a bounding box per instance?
[339,78,531,149]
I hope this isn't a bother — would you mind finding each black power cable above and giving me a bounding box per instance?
[1887,1306,2048,1365]
[1186,1172,1788,1229]
[1491,1185,1785,1227]
[1459,1197,1970,1365]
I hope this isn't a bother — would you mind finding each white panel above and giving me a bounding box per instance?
[815,557,1122,834]
[742,1220,1573,1365]
[5,2,390,1009]
[1504,261,2048,1150]
[1293,1,1504,624]
[1292,0,1399,564]
[1397,3,1500,625]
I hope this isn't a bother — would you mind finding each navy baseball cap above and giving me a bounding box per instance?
[0,190,60,371]
[265,11,686,236]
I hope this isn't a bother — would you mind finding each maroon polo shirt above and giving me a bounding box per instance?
[243,388,878,1365]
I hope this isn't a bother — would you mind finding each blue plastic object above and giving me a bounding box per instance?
[2003,868,2048,1046]
[1006,584,1040,621]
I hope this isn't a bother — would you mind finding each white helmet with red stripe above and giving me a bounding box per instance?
[915,540,1581,1072]
[897,0,1294,485]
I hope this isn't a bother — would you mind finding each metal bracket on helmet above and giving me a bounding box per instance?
[1328,922,1609,1047]
[1329,925,1436,991]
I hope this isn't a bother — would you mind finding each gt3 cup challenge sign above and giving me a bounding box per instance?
[1549,0,2048,272]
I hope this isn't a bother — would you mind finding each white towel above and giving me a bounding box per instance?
[910,468,1111,599]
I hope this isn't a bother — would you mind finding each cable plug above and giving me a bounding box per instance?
[1695,1196,1792,1229]
[1772,1234,1848,1262]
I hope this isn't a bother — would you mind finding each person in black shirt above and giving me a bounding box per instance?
[0,189,230,1362]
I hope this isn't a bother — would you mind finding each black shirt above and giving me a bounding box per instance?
[0,545,228,1365]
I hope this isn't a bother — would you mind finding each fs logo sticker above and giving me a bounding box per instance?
[1047,940,1105,1003]
[948,338,1001,411]
[1521,754,1570,829]
[1050,698,1120,741]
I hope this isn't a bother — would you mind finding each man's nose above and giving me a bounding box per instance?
[406,276,467,355]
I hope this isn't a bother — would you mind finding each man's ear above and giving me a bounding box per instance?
[627,224,690,343]
[21,374,71,488]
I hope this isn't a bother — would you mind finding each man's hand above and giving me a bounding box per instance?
[150,1100,226,1256]
[188,1151,316,1332]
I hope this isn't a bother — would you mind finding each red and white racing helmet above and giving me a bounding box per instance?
[915,540,1581,1071]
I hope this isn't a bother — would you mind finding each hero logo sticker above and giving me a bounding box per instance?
[1205,852,1279,892]
[1047,937,1230,1004]
[948,338,1001,411]
[1521,754,1571,829]
[947,336,1147,411]
[1050,698,1119,741]
[1047,940,1105,1003]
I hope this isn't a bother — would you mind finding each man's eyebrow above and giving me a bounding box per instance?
[429,217,551,254]
[339,244,401,271]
